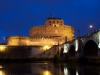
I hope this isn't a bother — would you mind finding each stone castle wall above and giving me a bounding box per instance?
[6,36,30,46]
[6,36,65,46]
[6,17,74,46]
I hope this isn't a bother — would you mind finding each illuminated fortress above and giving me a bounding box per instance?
[6,17,74,46]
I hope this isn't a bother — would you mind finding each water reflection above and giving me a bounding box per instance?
[0,63,100,75]
[64,67,68,75]
[0,70,5,75]
[76,70,79,75]
[43,70,52,75]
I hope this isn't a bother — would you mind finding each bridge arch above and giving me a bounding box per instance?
[83,37,98,47]
[69,45,75,57]
[83,40,98,57]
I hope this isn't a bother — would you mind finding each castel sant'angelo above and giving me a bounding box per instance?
[6,16,74,46]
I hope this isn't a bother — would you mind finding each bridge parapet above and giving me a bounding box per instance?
[63,29,100,58]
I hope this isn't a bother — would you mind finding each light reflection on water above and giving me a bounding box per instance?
[64,67,68,75]
[0,63,100,75]
[43,70,52,75]
[0,70,5,75]
[76,70,79,75]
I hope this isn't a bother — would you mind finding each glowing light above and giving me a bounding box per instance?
[63,44,69,53]
[43,70,51,75]
[89,25,93,28]
[75,40,78,51]
[43,45,51,50]
[0,70,5,75]
[64,67,68,75]
[0,46,6,51]
[0,71,2,75]
[76,70,79,75]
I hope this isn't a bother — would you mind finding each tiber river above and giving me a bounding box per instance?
[0,62,100,75]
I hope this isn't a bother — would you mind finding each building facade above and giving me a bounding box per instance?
[6,17,74,46]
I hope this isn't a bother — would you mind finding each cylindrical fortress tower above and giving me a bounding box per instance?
[6,17,74,46]
[29,17,74,45]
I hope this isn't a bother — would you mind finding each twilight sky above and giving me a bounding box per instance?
[0,0,100,43]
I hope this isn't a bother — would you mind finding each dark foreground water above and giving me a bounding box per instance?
[0,62,100,75]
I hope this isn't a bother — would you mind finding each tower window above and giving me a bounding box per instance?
[54,25,56,27]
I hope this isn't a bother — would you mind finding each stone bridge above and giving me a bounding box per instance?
[63,29,100,58]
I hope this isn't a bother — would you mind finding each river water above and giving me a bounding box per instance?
[0,62,100,75]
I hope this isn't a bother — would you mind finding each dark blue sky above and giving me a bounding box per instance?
[0,0,100,43]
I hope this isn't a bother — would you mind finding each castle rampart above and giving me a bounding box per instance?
[6,17,74,46]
